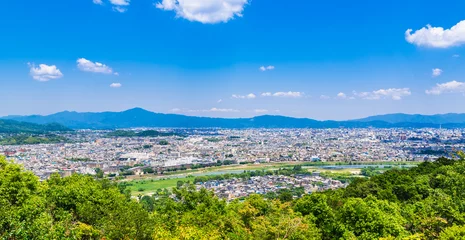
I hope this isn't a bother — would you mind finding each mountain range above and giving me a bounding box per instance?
[3,108,465,129]
[0,119,70,133]
[356,113,465,124]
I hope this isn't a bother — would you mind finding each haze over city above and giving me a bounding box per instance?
[2,0,465,120]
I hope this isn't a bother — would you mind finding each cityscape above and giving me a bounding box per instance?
[196,174,348,201]
[1,128,460,181]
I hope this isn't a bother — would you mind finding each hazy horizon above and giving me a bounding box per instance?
[4,107,465,122]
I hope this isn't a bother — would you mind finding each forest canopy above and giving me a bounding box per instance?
[3,155,465,239]
[0,119,70,134]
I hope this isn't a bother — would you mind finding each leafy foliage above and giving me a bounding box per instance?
[4,156,465,239]
[0,156,152,239]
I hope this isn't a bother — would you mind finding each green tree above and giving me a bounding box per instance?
[439,225,465,240]
[95,168,104,178]
[339,196,407,239]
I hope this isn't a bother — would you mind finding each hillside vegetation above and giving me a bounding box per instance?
[6,108,465,129]
[0,134,68,145]
[3,155,465,239]
[0,119,70,133]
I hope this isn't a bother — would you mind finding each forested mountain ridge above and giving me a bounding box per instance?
[355,113,465,124]
[0,119,70,133]
[5,108,465,129]
[3,155,465,239]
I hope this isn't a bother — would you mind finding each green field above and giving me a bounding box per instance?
[124,161,417,195]
[127,176,193,195]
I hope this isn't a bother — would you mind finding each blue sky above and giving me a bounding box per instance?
[2,0,465,120]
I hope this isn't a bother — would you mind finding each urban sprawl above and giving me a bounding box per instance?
[1,128,462,198]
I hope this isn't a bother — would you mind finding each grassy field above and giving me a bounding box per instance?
[160,162,303,176]
[127,176,194,195]
[124,161,417,196]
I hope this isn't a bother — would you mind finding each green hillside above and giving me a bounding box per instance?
[2,155,465,239]
[0,119,70,133]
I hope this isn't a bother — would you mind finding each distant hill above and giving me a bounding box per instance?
[0,119,71,133]
[355,113,465,124]
[4,108,465,129]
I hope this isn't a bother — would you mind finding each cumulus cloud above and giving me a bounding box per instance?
[432,68,443,77]
[320,95,330,100]
[217,99,223,103]
[232,93,256,99]
[93,0,130,12]
[110,83,122,88]
[354,88,411,100]
[406,20,465,48]
[28,63,63,82]
[155,0,248,24]
[259,65,275,72]
[171,108,182,112]
[77,58,114,74]
[336,92,347,99]
[113,6,127,12]
[110,0,129,5]
[426,80,465,95]
[261,91,303,98]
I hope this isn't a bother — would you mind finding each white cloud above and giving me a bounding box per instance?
[110,83,122,88]
[155,0,248,24]
[94,0,130,12]
[232,93,256,99]
[354,88,411,100]
[28,63,63,82]
[174,107,239,113]
[261,91,303,98]
[320,95,330,100]
[77,58,114,74]
[217,99,223,103]
[432,68,443,77]
[259,65,275,72]
[254,109,268,113]
[110,0,129,5]
[426,80,465,95]
[453,54,460,58]
[406,20,465,48]
[273,91,302,98]
[113,6,127,12]
[209,108,239,113]
[336,92,347,99]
